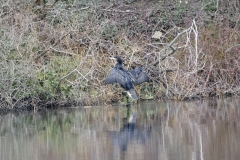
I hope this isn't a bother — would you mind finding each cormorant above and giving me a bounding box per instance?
[104,56,149,100]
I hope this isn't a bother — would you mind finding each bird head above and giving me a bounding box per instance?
[110,56,123,64]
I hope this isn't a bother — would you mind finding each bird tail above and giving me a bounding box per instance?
[127,89,138,100]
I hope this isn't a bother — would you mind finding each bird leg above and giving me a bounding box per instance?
[121,90,130,106]
[122,91,127,96]
[126,94,130,107]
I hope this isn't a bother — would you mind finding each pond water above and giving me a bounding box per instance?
[0,97,240,160]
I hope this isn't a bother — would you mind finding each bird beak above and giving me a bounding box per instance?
[109,57,116,63]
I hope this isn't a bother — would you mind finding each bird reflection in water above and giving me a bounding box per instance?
[108,106,151,159]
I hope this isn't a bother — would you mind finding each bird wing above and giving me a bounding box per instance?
[104,68,126,86]
[133,71,149,85]
[127,67,149,85]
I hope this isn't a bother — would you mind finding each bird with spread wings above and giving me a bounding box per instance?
[104,56,149,100]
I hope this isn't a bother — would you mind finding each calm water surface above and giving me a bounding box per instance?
[1,98,240,160]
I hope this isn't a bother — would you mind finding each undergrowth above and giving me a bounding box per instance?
[0,0,239,109]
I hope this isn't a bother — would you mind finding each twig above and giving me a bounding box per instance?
[35,33,70,60]
[50,47,76,56]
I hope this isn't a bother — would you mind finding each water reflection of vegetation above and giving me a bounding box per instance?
[0,98,240,160]
[0,103,166,140]
[1,99,238,135]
